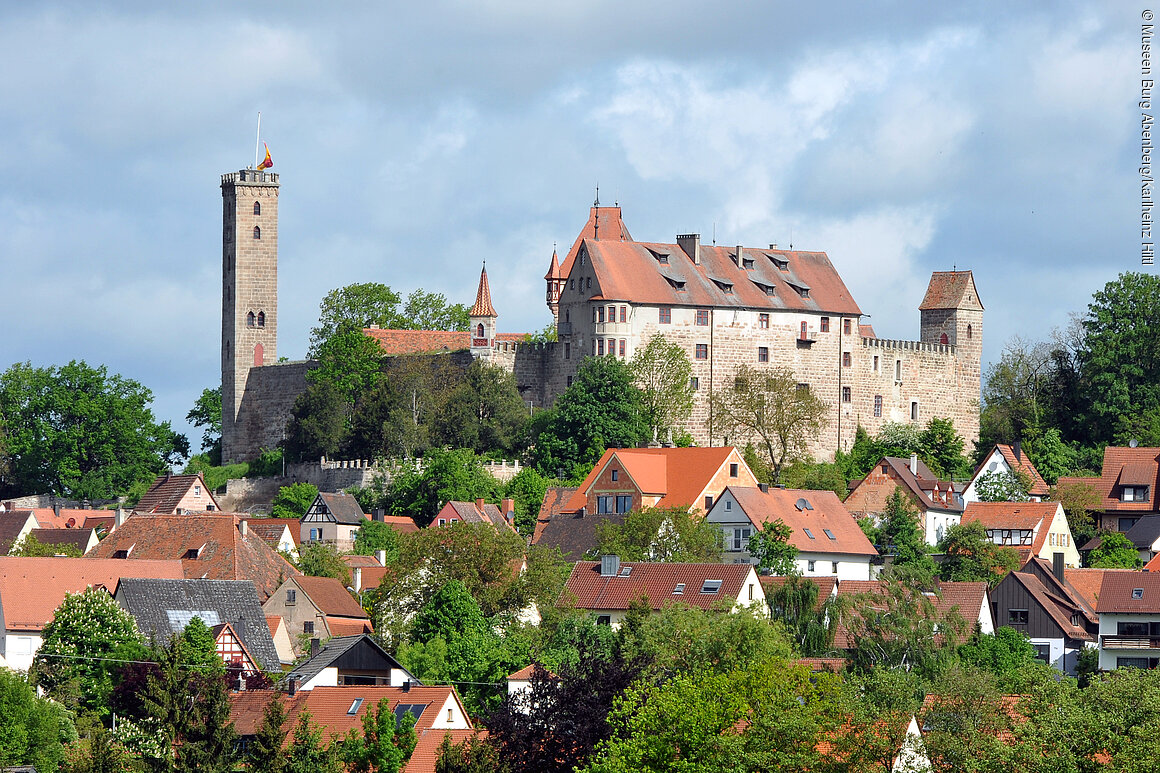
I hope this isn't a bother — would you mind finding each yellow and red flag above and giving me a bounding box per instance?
[257,143,273,170]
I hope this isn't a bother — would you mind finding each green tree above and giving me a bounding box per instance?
[435,733,505,773]
[779,460,849,497]
[309,283,404,357]
[920,665,1017,773]
[340,698,417,773]
[179,617,225,676]
[286,711,343,773]
[938,521,1020,587]
[8,532,83,557]
[296,542,353,585]
[402,289,470,332]
[629,333,695,441]
[768,574,835,656]
[0,668,71,772]
[284,380,351,462]
[272,482,319,519]
[353,518,401,561]
[978,336,1053,451]
[747,519,798,576]
[1089,530,1143,568]
[957,628,1053,692]
[1052,477,1101,550]
[248,695,289,773]
[710,365,828,482]
[920,417,970,479]
[529,357,649,481]
[875,489,938,577]
[503,466,549,537]
[591,506,722,563]
[1023,427,1074,485]
[430,361,528,455]
[378,448,501,526]
[33,586,145,718]
[0,361,188,500]
[975,469,1032,502]
[186,387,223,466]
[308,325,385,405]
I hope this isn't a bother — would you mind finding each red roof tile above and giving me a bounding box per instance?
[558,206,634,280]
[362,329,526,356]
[1094,447,1160,512]
[989,445,1050,496]
[728,487,877,556]
[1064,567,1136,611]
[544,248,562,281]
[469,265,497,317]
[564,447,743,513]
[532,486,579,546]
[0,556,184,631]
[293,576,368,619]
[325,617,373,636]
[759,576,838,610]
[961,501,1062,558]
[917,271,983,310]
[562,561,756,611]
[134,473,220,514]
[243,518,299,547]
[832,580,987,649]
[1095,571,1160,613]
[405,729,485,773]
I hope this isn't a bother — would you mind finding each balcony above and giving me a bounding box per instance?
[1101,635,1160,650]
[557,322,572,336]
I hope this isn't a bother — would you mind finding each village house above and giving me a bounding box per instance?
[1057,446,1160,533]
[963,443,1050,503]
[242,517,299,558]
[263,575,372,656]
[831,580,993,650]
[844,455,964,545]
[961,501,1080,567]
[281,634,417,691]
[705,485,878,580]
[265,614,296,665]
[300,491,368,549]
[432,498,518,533]
[989,556,1094,674]
[561,558,766,628]
[1094,571,1160,671]
[134,472,221,513]
[0,556,184,670]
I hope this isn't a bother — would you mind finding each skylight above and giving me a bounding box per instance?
[701,580,722,594]
[348,698,364,715]
[803,528,816,540]
[673,583,686,595]
[1133,588,1144,599]
[619,566,632,577]
[823,529,837,541]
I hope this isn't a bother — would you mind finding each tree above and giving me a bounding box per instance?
[377,448,501,526]
[629,333,695,441]
[591,506,722,563]
[502,466,549,537]
[435,732,506,773]
[710,365,828,482]
[747,519,798,576]
[429,361,528,455]
[1088,530,1143,569]
[920,417,970,480]
[309,283,404,357]
[0,668,71,772]
[529,357,649,481]
[284,380,350,462]
[1052,477,1101,549]
[0,361,188,500]
[874,489,938,577]
[33,586,145,718]
[780,460,849,498]
[340,697,417,773]
[8,532,83,557]
[272,482,319,519]
[353,518,401,561]
[938,521,1020,587]
[1023,427,1074,485]
[296,542,353,585]
[978,336,1053,450]
[308,325,385,405]
[920,665,1017,773]
[975,469,1032,502]
[286,711,343,773]
[768,574,835,656]
[248,696,289,773]
[186,387,223,466]
[401,289,469,333]
[957,628,1053,692]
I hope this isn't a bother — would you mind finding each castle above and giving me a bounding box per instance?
[220,173,982,464]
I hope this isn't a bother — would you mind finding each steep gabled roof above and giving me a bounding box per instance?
[564,447,741,513]
[918,271,983,310]
[855,456,963,513]
[308,492,368,525]
[971,445,1049,497]
[134,473,219,514]
[961,501,1062,558]
[0,512,35,554]
[29,528,96,554]
[85,514,299,601]
[291,576,368,619]
[406,729,485,773]
[1095,571,1160,613]
[115,577,281,671]
[562,561,756,611]
[1124,515,1160,550]
[243,518,299,548]
[1004,571,1092,641]
[727,487,877,556]
[470,265,497,317]
[532,486,579,546]
[1095,447,1160,512]
[284,634,414,687]
[558,205,633,279]
[442,501,517,533]
[1064,567,1138,611]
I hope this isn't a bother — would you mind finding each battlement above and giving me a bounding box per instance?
[221,170,279,186]
[861,336,954,356]
[492,339,558,354]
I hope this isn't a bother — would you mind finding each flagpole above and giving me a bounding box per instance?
[254,112,262,170]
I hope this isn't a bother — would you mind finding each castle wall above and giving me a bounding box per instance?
[227,360,316,462]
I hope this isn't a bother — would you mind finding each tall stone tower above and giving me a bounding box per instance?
[221,169,279,463]
[469,263,497,361]
[544,247,563,326]
[918,270,983,440]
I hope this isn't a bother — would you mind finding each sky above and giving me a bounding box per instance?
[0,1,1150,451]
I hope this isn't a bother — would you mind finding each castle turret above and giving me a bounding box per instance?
[918,270,983,441]
[545,247,563,326]
[469,263,497,360]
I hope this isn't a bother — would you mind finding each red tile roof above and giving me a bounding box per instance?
[293,576,368,619]
[325,617,373,637]
[562,561,756,611]
[917,271,983,310]
[134,473,219,514]
[1094,447,1160,511]
[0,556,184,631]
[381,515,420,534]
[858,323,876,338]
[469,265,497,317]
[558,205,634,279]
[357,566,390,592]
[439,501,517,533]
[532,486,579,546]
[961,501,1061,556]
[1064,567,1137,611]
[564,447,742,513]
[19,508,112,530]
[1095,571,1160,613]
[984,445,1050,496]
[342,554,383,568]
[405,729,484,773]
[759,576,838,610]
[243,518,299,547]
[728,487,877,556]
[544,248,562,281]
[1005,571,1092,641]
[29,528,95,554]
[832,580,987,649]
[362,329,526,356]
[580,238,862,316]
[85,513,299,601]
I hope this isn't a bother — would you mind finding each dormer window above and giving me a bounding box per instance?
[767,253,789,270]
[1123,486,1150,502]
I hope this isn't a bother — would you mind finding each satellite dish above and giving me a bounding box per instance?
[1131,439,1140,448]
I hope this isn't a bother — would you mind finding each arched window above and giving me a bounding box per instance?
[253,201,261,216]
[247,311,255,327]
[565,309,570,323]
[253,226,261,239]
[476,323,484,338]
[254,343,264,367]
[939,333,948,345]
[257,311,265,327]
[967,324,973,339]
[225,340,230,358]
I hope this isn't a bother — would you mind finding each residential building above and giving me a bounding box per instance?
[263,575,372,656]
[1095,571,1160,670]
[25,528,99,555]
[0,557,184,670]
[990,556,1094,674]
[705,485,877,580]
[561,558,766,628]
[961,501,1080,567]
[832,580,993,650]
[134,472,221,513]
[1118,515,1160,564]
[281,634,417,690]
[1056,446,1160,533]
[86,513,298,601]
[300,492,368,548]
[266,615,296,665]
[0,511,38,554]
[243,517,299,558]
[113,577,281,673]
[432,498,518,533]
[845,455,964,545]
[963,443,1050,503]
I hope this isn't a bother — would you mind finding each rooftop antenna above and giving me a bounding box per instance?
[712,221,716,245]
[789,224,793,250]
[593,184,600,240]
[594,184,600,207]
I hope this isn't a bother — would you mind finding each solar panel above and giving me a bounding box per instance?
[165,610,221,631]
[394,704,427,725]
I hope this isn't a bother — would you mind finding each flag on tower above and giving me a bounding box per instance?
[257,143,273,170]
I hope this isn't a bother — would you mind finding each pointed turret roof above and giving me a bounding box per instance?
[470,264,497,317]
[544,248,562,280]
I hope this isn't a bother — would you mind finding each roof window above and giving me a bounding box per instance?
[1133,588,1145,600]
[673,583,686,595]
[795,498,814,511]
[619,566,632,577]
[767,253,789,270]
[803,528,816,540]
[664,277,686,291]
[701,579,722,594]
[823,529,837,541]
[348,698,364,715]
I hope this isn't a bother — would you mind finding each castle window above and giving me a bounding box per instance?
[874,395,882,417]
[257,311,265,327]
[690,377,699,391]
[598,339,604,356]
[911,401,919,420]
[253,226,261,239]
[592,307,597,323]
[873,355,879,372]
[564,342,570,359]
[695,344,708,360]
[759,313,769,329]
[696,309,709,326]
[570,279,575,290]
[843,352,851,367]
[619,339,626,357]
[842,386,851,403]
[611,469,618,482]
[797,383,810,392]
[940,333,948,345]
[476,323,485,338]
[247,312,255,327]
[253,201,261,216]
[820,317,829,332]
[608,305,616,322]
[659,307,671,324]
[619,306,627,322]
[586,277,591,289]
[843,319,851,335]
[895,360,902,381]
[254,343,264,367]
[967,324,973,339]
[567,375,573,387]
[757,347,768,362]
[598,307,605,323]
[565,310,570,323]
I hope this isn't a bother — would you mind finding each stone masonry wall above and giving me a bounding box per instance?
[228,360,316,463]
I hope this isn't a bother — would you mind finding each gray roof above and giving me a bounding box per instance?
[1125,515,1160,549]
[304,492,367,525]
[115,577,281,672]
[283,634,415,687]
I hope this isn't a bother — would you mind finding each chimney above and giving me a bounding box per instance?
[1014,440,1022,462]
[375,549,387,566]
[909,454,918,476]
[402,680,412,693]
[310,638,320,658]
[353,567,363,593]
[1052,552,1065,583]
[677,233,701,265]
[475,498,486,512]
[735,245,744,266]
[759,483,769,493]
[239,519,248,537]
[501,498,515,521]
[600,554,621,577]
[374,508,385,522]
[287,678,298,696]
[115,506,126,528]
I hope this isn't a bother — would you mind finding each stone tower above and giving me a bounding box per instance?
[544,247,563,326]
[469,263,497,361]
[221,169,279,463]
[918,270,983,439]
